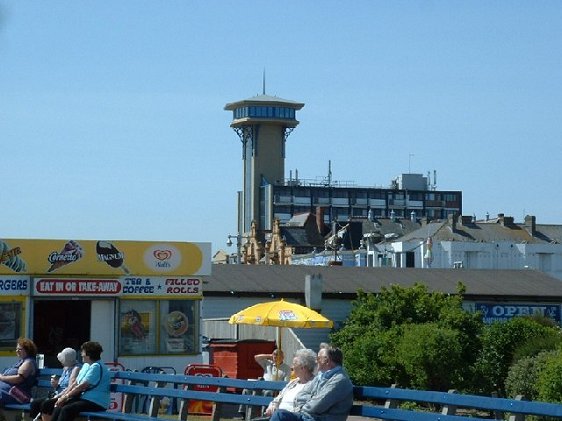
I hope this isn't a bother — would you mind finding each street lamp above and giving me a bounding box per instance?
[226,233,249,264]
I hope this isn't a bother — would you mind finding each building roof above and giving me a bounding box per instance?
[224,94,305,110]
[362,218,424,242]
[399,215,562,244]
[205,264,562,301]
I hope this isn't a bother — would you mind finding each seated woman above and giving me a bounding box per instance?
[50,342,110,421]
[30,347,81,421]
[263,348,317,417]
[0,338,38,406]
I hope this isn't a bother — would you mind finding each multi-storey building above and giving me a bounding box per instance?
[224,92,462,260]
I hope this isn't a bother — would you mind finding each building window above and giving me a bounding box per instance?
[369,191,385,200]
[332,190,349,199]
[0,300,24,351]
[119,299,198,356]
[408,192,423,201]
[352,208,368,217]
[333,208,349,221]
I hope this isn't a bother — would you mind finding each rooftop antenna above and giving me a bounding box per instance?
[262,68,266,95]
[328,160,332,187]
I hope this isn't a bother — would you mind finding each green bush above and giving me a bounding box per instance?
[474,317,562,395]
[536,350,562,403]
[396,322,464,391]
[505,351,556,400]
[331,283,483,391]
[513,333,561,362]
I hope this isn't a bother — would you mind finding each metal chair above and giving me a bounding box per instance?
[139,366,177,414]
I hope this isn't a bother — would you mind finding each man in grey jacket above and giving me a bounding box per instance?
[270,345,353,421]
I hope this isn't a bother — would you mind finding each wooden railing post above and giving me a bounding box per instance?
[147,381,166,418]
[383,384,398,409]
[491,391,503,419]
[211,385,226,421]
[508,395,525,421]
[177,384,190,421]
[442,389,458,415]
[121,379,136,414]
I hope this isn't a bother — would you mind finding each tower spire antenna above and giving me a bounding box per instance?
[262,68,266,95]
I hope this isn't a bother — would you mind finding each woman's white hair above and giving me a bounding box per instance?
[57,347,77,367]
[294,348,317,374]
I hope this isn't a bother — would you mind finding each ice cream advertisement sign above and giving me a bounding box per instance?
[0,239,211,276]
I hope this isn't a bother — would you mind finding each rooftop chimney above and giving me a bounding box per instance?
[524,215,536,236]
[448,213,457,231]
[498,214,514,226]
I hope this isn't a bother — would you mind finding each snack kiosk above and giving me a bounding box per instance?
[0,238,211,373]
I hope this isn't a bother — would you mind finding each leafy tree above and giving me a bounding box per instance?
[331,283,483,391]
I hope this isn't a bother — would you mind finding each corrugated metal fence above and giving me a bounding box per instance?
[202,318,305,365]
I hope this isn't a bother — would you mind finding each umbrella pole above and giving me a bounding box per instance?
[276,326,282,352]
[275,326,282,381]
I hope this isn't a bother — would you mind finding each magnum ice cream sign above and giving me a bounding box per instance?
[96,241,130,274]
[0,239,211,276]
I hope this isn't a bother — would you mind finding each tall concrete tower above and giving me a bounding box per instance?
[225,93,304,236]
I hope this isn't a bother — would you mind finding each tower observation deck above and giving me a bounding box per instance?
[225,94,304,236]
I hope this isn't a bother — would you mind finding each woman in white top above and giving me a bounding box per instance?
[264,349,317,416]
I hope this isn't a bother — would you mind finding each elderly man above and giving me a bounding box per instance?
[238,348,291,418]
[270,345,353,421]
[255,349,291,381]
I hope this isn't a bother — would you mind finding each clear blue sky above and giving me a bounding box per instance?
[1,1,561,254]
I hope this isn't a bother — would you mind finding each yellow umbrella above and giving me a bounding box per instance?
[229,299,333,363]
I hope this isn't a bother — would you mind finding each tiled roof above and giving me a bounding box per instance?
[400,219,562,244]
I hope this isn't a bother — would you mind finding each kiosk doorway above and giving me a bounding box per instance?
[33,300,91,367]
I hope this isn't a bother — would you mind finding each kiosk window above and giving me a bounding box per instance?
[118,300,198,356]
[0,302,23,350]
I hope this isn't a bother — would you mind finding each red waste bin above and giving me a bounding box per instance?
[208,339,276,379]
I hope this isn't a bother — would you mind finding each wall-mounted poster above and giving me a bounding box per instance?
[159,301,197,354]
[119,300,156,355]
[118,299,199,355]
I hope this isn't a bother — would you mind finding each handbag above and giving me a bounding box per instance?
[9,385,31,403]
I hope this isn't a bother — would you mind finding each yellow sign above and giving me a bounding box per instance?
[0,239,211,276]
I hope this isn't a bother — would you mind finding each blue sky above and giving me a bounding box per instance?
[1,1,561,254]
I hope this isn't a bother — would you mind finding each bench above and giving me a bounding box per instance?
[352,384,562,421]
[1,369,285,421]
[4,369,562,421]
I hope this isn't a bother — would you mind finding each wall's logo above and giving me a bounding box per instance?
[144,244,180,272]
[153,249,172,261]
